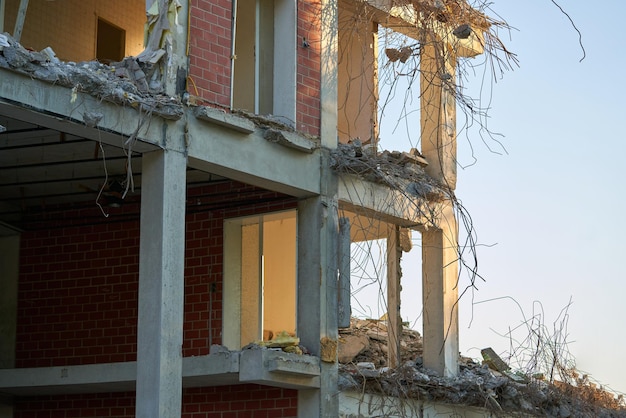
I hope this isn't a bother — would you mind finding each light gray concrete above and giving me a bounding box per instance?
[273,0,297,124]
[297,191,339,417]
[187,117,320,197]
[136,149,187,418]
[240,349,320,389]
[0,354,241,396]
[338,218,351,328]
[0,69,168,153]
[194,106,255,134]
[339,390,506,417]
[338,174,432,229]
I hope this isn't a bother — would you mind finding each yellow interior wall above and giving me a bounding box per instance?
[337,6,378,144]
[262,216,296,337]
[4,0,144,62]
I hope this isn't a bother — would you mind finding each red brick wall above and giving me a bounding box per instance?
[188,0,233,108]
[183,385,297,418]
[16,215,140,367]
[14,385,297,418]
[14,181,298,416]
[297,0,322,136]
[186,0,322,136]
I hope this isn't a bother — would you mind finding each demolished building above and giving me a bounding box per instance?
[1,0,623,417]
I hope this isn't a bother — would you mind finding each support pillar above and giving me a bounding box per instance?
[386,224,401,368]
[338,218,351,329]
[420,41,460,377]
[297,194,339,418]
[422,203,459,377]
[136,149,187,418]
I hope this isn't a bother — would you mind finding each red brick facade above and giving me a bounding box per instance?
[14,181,298,416]
[187,0,322,136]
[188,0,233,108]
[297,0,322,136]
[14,385,297,418]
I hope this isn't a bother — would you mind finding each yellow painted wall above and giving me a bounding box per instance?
[337,6,378,144]
[4,0,144,61]
[262,216,296,336]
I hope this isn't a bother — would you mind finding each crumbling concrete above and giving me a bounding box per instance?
[0,33,183,120]
[337,318,626,417]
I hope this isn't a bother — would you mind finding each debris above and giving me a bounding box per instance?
[0,124,6,133]
[338,334,369,363]
[264,128,317,153]
[338,318,626,416]
[481,347,510,373]
[82,111,104,128]
[255,331,300,348]
[453,24,472,39]
[0,34,10,49]
[320,336,338,363]
[0,33,183,121]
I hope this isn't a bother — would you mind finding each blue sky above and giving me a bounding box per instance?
[370,0,626,395]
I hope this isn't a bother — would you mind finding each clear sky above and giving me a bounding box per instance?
[367,0,626,395]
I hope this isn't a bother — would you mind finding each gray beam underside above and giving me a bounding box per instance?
[186,119,320,197]
[0,355,241,396]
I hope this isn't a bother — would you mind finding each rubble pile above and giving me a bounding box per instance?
[0,33,182,120]
[338,318,626,417]
[330,140,447,202]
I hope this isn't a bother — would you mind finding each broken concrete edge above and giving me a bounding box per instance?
[0,33,183,122]
[337,318,626,415]
[263,128,318,154]
[331,142,452,209]
[193,105,255,134]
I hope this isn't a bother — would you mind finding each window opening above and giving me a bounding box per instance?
[96,17,125,63]
[223,210,297,349]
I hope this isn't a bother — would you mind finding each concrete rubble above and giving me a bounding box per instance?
[0,33,182,120]
[337,318,626,417]
[330,140,446,202]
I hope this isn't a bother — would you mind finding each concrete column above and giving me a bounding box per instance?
[296,193,339,418]
[0,231,20,418]
[136,149,187,418]
[420,42,457,189]
[386,224,401,368]
[420,40,460,377]
[338,218,351,329]
[421,203,459,377]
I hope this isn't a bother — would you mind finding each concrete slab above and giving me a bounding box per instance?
[240,349,321,389]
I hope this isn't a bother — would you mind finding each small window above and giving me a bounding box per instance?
[96,18,125,63]
[223,210,297,349]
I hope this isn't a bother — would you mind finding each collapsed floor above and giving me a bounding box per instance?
[335,318,626,418]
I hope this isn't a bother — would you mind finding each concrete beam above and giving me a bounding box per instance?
[422,203,459,377]
[0,69,165,153]
[240,349,321,389]
[356,0,486,57]
[187,117,320,197]
[136,149,187,418]
[338,173,434,230]
[0,355,240,396]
